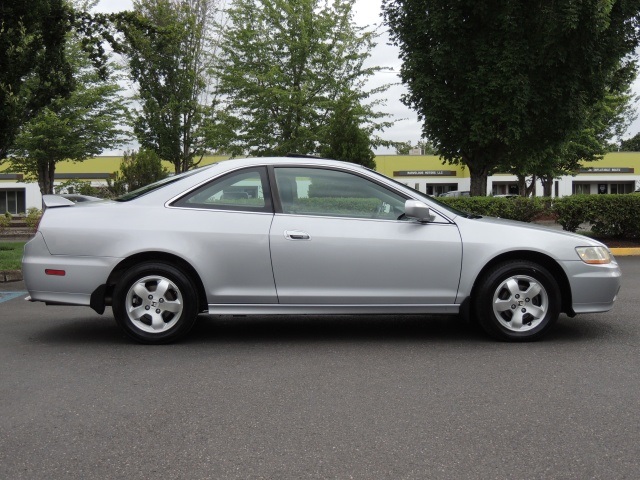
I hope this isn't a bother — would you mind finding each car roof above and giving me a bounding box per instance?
[213,156,367,170]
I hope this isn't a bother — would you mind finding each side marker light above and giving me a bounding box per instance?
[45,269,66,276]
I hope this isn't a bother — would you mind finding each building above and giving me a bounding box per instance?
[375,152,640,196]
[2,152,640,214]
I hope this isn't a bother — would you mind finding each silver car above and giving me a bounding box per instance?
[23,157,621,343]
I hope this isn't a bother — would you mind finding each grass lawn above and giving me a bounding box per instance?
[0,242,25,270]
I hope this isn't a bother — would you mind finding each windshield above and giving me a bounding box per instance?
[114,165,214,202]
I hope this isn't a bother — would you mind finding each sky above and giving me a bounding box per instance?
[95,0,640,155]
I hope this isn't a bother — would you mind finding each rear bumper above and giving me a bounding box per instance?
[22,232,121,308]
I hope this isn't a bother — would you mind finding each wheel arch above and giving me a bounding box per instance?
[103,252,208,313]
[469,250,574,317]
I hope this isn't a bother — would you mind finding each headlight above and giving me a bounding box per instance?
[576,246,611,265]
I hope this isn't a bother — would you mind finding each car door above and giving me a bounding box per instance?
[268,166,463,305]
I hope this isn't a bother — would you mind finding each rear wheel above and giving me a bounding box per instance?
[113,262,198,344]
[474,260,561,341]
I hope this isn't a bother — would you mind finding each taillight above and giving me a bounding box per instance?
[45,269,66,276]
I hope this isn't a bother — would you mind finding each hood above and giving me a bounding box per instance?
[472,215,607,247]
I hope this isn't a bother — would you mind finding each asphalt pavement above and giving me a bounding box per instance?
[1,258,639,479]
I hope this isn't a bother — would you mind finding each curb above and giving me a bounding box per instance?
[609,248,640,257]
[0,270,22,283]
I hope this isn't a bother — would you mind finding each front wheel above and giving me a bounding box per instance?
[113,262,199,344]
[474,260,561,341]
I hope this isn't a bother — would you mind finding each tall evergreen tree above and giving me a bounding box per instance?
[122,0,220,173]
[215,0,393,162]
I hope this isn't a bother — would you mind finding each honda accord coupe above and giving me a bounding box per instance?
[23,157,621,343]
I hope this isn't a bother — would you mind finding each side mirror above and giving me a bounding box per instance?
[404,200,433,223]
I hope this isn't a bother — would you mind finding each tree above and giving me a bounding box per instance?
[121,0,220,174]
[8,11,129,195]
[395,139,438,155]
[383,0,640,195]
[320,96,375,167]
[620,132,640,151]
[108,149,169,195]
[395,141,412,155]
[513,79,636,196]
[0,0,74,159]
[215,0,393,162]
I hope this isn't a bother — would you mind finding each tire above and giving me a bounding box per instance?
[474,260,561,341]
[113,262,199,344]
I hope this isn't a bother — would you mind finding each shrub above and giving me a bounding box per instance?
[438,196,549,222]
[293,197,381,215]
[551,195,590,232]
[108,149,169,195]
[547,194,640,238]
[589,195,640,238]
[55,179,101,196]
[0,212,11,233]
[24,208,42,231]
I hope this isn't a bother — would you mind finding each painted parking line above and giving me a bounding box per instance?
[0,291,28,304]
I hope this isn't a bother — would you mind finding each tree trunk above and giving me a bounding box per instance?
[37,159,56,195]
[517,174,527,196]
[468,162,489,196]
[527,175,537,197]
[541,174,554,197]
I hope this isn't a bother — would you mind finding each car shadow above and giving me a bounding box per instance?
[31,312,618,346]
[184,313,614,346]
[185,314,490,345]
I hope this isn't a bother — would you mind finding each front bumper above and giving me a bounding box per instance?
[561,258,622,314]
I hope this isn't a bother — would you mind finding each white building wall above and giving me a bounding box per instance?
[396,173,640,197]
[24,183,42,210]
[0,181,43,213]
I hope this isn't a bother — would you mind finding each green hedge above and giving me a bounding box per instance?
[439,194,640,239]
[292,197,381,216]
[438,196,549,222]
[553,194,640,238]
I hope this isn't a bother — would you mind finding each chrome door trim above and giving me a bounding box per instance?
[208,303,460,315]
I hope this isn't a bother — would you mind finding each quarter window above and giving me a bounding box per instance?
[173,167,272,212]
[274,167,407,220]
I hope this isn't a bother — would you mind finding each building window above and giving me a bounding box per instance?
[492,182,519,195]
[426,184,458,196]
[573,182,635,195]
[0,189,26,214]
[610,183,634,194]
[572,183,591,195]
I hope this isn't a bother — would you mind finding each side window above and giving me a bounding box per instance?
[173,167,272,212]
[274,167,406,219]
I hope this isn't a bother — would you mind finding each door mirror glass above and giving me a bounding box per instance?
[404,200,433,222]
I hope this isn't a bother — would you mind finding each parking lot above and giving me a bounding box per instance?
[1,257,639,479]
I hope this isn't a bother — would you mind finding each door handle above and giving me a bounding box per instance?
[284,230,310,240]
